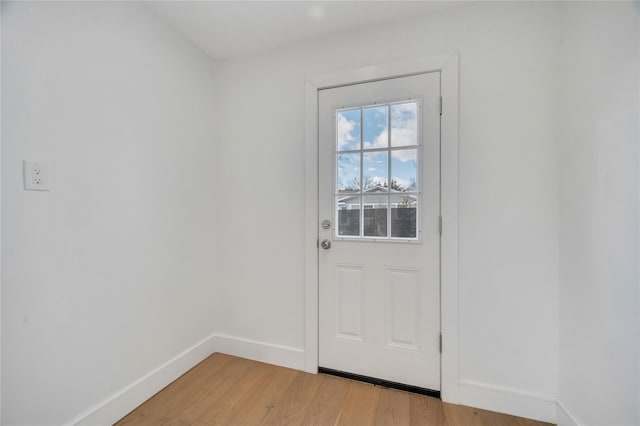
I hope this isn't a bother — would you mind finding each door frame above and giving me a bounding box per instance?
[304,53,460,403]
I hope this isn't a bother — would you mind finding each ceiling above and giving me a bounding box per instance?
[146,1,462,60]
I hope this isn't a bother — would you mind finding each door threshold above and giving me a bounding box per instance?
[318,367,441,399]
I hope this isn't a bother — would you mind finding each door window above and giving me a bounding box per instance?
[335,101,421,240]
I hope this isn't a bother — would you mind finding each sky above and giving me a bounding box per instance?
[336,102,418,193]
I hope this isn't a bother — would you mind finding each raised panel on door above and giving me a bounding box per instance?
[385,268,420,351]
[334,265,365,342]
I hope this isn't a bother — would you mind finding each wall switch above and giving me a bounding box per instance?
[23,161,49,191]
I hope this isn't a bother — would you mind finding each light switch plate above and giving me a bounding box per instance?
[23,161,49,191]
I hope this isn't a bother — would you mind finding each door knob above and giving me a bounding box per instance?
[320,239,331,250]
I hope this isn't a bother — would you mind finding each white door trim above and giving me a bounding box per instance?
[304,53,460,403]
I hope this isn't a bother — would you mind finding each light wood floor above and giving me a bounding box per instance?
[116,353,554,426]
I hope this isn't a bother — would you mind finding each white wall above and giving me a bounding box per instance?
[3,2,638,425]
[1,2,218,424]
[0,4,3,421]
[558,2,640,425]
[214,2,560,420]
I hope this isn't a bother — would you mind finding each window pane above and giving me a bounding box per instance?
[391,102,418,147]
[337,109,361,151]
[391,149,417,192]
[391,195,417,238]
[363,195,387,237]
[337,196,360,236]
[363,106,388,149]
[333,100,421,242]
[337,153,360,193]
[363,151,388,192]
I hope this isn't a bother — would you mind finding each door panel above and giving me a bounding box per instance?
[334,264,365,342]
[385,268,420,351]
[318,72,441,390]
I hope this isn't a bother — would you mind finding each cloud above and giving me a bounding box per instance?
[391,177,412,190]
[391,128,417,147]
[391,102,418,147]
[392,149,417,163]
[339,100,418,173]
[392,102,417,115]
[365,176,388,187]
[361,102,418,148]
[362,106,388,149]
[337,114,357,148]
[363,128,388,149]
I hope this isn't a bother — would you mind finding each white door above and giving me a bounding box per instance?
[318,72,441,391]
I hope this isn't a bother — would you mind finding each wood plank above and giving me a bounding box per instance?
[479,409,530,426]
[477,407,554,426]
[409,393,448,426]
[262,371,324,426]
[517,417,555,426]
[226,365,298,425]
[116,353,235,425]
[442,402,484,426]
[334,380,381,426]
[166,355,257,424]
[158,419,190,426]
[374,388,410,426]
[116,354,555,426]
[195,359,278,424]
[300,374,350,425]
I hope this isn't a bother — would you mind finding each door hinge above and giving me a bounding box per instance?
[439,334,442,354]
[439,216,442,236]
[439,96,443,116]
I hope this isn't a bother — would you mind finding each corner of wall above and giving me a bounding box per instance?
[68,333,218,426]
[212,334,305,371]
[66,333,304,425]
[457,381,557,424]
[556,400,582,426]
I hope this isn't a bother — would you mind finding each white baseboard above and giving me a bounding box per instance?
[68,333,218,426]
[458,380,557,424]
[211,333,305,371]
[556,400,582,426]
[67,333,305,425]
[69,335,567,426]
